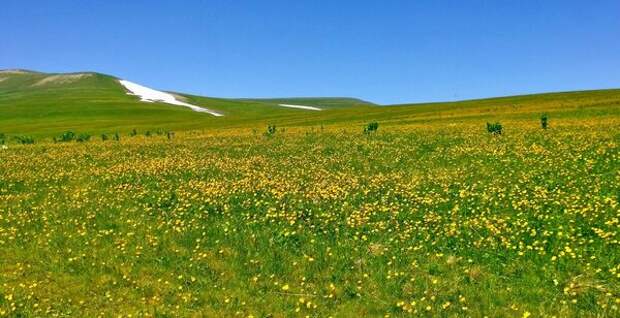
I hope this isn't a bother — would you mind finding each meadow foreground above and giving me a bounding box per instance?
[0,115,618,317]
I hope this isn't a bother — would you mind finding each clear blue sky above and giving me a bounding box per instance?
[2,0,619,104]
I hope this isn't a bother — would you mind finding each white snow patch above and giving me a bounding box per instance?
[118,80,223,116]
[278,104,322,111]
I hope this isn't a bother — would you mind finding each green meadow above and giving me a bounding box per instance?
[0,71,619,317]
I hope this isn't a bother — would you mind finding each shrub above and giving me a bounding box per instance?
[541,114,549,129]
[14,135,35,145]
[0,133,5,145]
[130,129,138,137]
[54,131,75,143]
[486,122,503,135]
[76,133,91,142]
[265,124,277,136]
[113,132,120,141]
[363,122,379,134]
[101,133,109,141]
[145,130,152,137]
[167,131,175,140]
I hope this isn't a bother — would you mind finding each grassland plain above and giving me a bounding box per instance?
[0,75,620,316]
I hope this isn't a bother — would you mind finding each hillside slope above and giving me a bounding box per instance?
[241,97,376,109]
[0,70,379,136]
[0,70,315,136]
[1,70,619,138]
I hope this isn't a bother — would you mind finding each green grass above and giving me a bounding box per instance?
[0,71,374,138]
[240,97,375,109]
[2,70,619,140]
[0,70,619,316]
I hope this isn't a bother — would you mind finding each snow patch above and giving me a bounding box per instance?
[278,104,322,111]
[118,80,223,116]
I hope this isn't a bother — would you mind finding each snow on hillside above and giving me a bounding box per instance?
[278,104,322,111]
[119,80,223,116]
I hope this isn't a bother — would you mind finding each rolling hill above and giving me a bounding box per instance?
[0,70,375,136]
[240,97,376,109]
[1,69,619,138]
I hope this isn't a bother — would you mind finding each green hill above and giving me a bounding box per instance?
[0,70,217,136]
[0,70,377,137]
[240,97,375,109]
[1,70,619,138]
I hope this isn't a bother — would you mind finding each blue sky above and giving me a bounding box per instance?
[2,0,619,104]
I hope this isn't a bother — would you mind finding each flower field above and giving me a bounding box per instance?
[0,112,619,316]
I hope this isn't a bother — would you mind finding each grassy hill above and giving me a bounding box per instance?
[0,70,277,136]
[1,70,619,139]
[0,70,377,137]
[240,97,375,109]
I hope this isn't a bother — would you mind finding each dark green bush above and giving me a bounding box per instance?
[113,132,120,141]
[541,114,549,129]
[54,131,76,143]
[130,129,138,137]
[363,122,379,134]
[101,133,109,141]
[265,124,277,136]
[14,135,35,145]
[486,122,503,135]
[0,133,5,145]
[76,133,91,142]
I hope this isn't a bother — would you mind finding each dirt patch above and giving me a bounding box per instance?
[0,70,31,74]
[32,73,93,87]
[169,92,189,102]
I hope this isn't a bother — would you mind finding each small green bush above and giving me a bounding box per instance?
[145,130,152,137]
[486,122,503,135]
[363,122,379,134]
[14,135,35,145]
[0,133,5,145]
[113,132,120,141]
[541,114,549,129]
[101,133,109,141]
[130,129,138,137]
[265,124,277,136]
[54,131,76,143]
[76,133,91,142]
